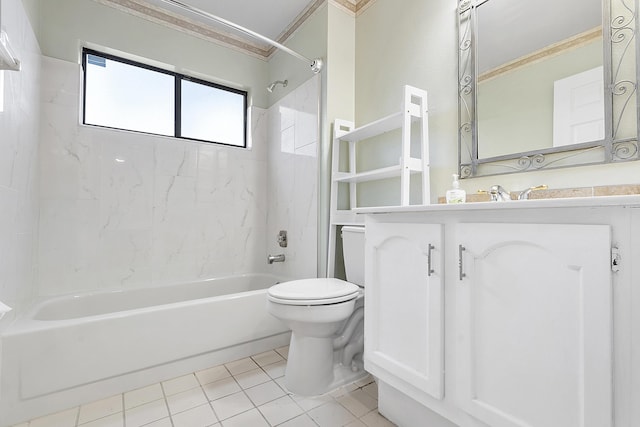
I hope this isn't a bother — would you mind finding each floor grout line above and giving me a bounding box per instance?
[120,394,126,427]
[158,380,175,427]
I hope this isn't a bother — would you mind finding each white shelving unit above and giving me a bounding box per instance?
[327,85,430,276]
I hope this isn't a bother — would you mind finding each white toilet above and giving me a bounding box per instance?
[267,226,367,396]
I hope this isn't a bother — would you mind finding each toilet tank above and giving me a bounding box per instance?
[341,226,365,286]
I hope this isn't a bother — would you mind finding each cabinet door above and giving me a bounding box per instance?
[365,222,444,401]
[456,223,612,427]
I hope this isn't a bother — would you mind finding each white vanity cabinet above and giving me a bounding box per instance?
[364,222,444,401]
[363,197,640,427]
[455,223,612,427]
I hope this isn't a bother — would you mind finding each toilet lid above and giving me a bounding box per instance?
[268,278,360,306]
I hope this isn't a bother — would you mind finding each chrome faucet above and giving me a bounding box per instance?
[517,184,548,200]
[489,185,512,202]
[267,254,285,264]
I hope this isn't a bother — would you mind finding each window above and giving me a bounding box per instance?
[82,48,247,147]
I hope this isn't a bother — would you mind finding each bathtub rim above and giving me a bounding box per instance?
[2,272,291,335]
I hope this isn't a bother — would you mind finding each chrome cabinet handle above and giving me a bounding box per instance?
[427,244,435,277]
[459,245,466,280]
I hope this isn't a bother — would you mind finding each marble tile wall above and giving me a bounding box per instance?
[0,0,41,310]
[265,76,319,279]
[38,56,270,295]
[37,60,320,295]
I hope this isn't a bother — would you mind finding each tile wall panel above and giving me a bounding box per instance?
[0,0,41,310]
[37,58,319,295]
[38,56,270,294]
[266,75,319,279]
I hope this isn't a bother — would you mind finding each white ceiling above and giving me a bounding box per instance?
[146,0,316,42]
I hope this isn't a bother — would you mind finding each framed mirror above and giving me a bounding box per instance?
[458,0,639,178]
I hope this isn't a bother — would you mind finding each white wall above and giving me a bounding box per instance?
[0,0,40,313]
[355,0,459,205]
[323,4,356,276]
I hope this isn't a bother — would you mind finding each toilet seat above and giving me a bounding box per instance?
[268,278,360,306]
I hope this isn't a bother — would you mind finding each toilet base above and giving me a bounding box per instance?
[285,333,333,395]
[284,332,369,396]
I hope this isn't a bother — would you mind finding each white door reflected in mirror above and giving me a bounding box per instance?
[553,66,605,147]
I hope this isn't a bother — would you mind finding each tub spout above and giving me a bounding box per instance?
[267,254,285,264]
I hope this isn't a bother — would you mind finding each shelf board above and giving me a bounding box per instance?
[337,112,402,142]
[334,205,428,216]
[351,205,426,213]
[336,109,420,142]
[333,161,423,184]
[329,210,364,226]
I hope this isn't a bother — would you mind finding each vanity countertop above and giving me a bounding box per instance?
[354,194,640,214]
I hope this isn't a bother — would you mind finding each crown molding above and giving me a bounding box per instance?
[266,0,326,58]
[95,0,269,59]
[330,0,375,16]
[95,0,374,59]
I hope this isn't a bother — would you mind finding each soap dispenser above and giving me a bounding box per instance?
[446,174,466,204]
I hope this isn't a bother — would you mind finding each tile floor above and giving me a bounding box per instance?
[12,346,396,427]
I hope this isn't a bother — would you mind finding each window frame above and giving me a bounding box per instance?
[81,47,248,148]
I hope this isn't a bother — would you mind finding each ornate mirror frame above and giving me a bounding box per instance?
[458,0,639,178]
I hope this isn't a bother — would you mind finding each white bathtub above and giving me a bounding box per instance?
[0,274,290,426]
